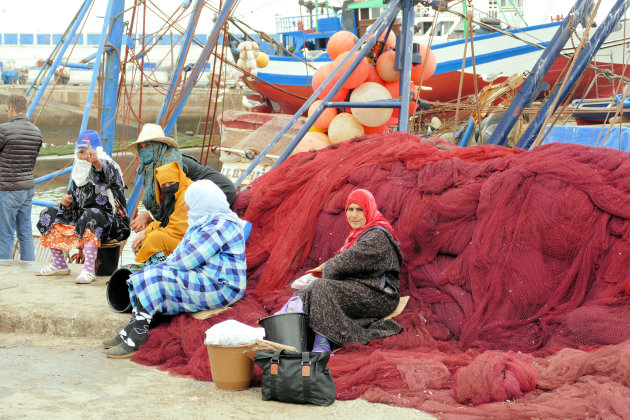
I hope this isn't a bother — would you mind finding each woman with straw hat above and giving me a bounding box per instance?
[127,123,236,233]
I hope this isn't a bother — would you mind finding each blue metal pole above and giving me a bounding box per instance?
[458,117,475,147]
[162,0,237,136]
[34,167,73,184]
[26,0,94,119]
[99,0,125,156]
[33,200,57,208]
[486,0,593,146]
[517,0,630,149]
[156,0,204,125]
[397,0,416,131]
[25,0,88,99]
[80,0,117,134]
[62,62,94,70]
[235,0,402,186]
[126,173,144,214]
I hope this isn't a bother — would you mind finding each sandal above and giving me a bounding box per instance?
[103,334,123,349]
[36,265,71,276]
[105,342,137,359]
[75,270,95,284]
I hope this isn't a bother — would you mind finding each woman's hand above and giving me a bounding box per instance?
[85,139,103,170]
[131,211,152,232]
[132,230,146,254]
[60,194,73,210]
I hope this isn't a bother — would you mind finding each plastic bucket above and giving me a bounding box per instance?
[96,242,121,276]
[259,313,308,352]
[206,344,254,390]
[106,267,133,313]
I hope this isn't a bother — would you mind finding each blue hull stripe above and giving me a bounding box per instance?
[259,41,551,87]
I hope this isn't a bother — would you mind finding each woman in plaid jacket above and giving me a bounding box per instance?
[104,180,247,358]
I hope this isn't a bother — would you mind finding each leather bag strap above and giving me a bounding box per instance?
[301,352,312,404]
[270,350,282,402]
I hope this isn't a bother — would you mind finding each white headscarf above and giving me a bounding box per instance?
[184,179,244,230]
[71,146,125,209]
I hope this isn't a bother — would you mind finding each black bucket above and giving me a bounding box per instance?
[96,242,121,276]
[106,267,133,313]
[259,313,308,352]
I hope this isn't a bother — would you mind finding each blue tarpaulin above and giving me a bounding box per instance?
[1,69,19,84]
[538,125,630,152]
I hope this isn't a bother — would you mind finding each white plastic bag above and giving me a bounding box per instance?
[204,319,265,346]
[291,273,318,290]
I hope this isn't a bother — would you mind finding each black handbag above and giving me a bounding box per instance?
[254,350,336,406]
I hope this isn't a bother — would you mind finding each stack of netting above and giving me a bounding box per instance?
[133,133,630,418]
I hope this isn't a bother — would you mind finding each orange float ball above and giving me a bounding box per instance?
[332,51,369,89]
[292,132,332,154]
[365,65,385,84]
[363,122,387,135]
[311,63,333,92]
[376,50,399,82]
[410,44,437,83]
[385,80,418,117]
[328,113,365,144]
[256,52,269,68]
[308,100,338,131]
[379,31,396,50]
[326,31,357,60]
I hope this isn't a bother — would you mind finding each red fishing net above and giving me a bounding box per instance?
[132,132,630,418]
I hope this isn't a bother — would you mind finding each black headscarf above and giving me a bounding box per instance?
[156,182,180,227]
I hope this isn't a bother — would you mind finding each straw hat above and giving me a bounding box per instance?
[126,123,179,156]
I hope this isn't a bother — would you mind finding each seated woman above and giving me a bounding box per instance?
[36,130,130,284]
[126,123,236,233]
[132,161,192,265]
[104,179,247,358]
[284,189,403,352]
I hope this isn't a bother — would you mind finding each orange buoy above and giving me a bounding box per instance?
[292,132,332,154]
[311,63,333,92]
[363,122,387,135]
[327,31,358,60]
[380,31,396,50]
[332,51,369,89]
[410,44,437,83]
[328,113,365,144]
[349,82,393,127]
[308,100,338,131]
[365,65,385,84]
[256,52,269,68]
[385,80,418,117]
[376,50,399,82]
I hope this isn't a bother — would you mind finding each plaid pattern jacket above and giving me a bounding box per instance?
[129,217,247,315]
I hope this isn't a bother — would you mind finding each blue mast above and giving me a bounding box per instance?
[485,0,593,146]
[99,0,125,156]
[517,0,630,149]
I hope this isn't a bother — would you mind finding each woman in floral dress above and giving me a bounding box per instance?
[36,130,130,284]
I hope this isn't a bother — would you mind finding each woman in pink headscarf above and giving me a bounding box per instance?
[284,189,403,352]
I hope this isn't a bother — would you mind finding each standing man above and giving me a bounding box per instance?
[0,95,42,260]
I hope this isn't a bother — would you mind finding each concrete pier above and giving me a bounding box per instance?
[0,261,128,338]
[0,260,433,419]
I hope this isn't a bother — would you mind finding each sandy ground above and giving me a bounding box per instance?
[0,260,434,420]
[0,333,434,420]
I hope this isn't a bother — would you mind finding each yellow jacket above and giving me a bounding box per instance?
[135,161,193,263]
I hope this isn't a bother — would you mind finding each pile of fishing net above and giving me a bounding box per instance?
[133,132,630,418]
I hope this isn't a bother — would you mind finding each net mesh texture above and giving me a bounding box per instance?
[132,133,630,418]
